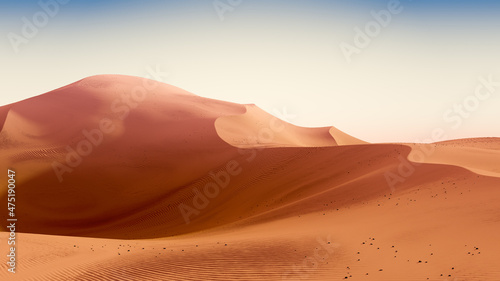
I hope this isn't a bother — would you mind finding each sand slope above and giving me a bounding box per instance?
[329,126,368,146]
[408,139,500,177]
[1,75,499,280]
[215,104,338,148]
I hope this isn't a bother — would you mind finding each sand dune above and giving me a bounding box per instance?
[408,140,500,177]
[215,104,338,148]
[1,75,499,280]
[329,126,368,146]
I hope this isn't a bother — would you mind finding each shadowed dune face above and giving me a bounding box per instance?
[0,75,248,235]
[1,75,500,280]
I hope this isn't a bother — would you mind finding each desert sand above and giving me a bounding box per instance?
[1,75,499,280]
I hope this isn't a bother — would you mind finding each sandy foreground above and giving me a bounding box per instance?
[1,75,499,280]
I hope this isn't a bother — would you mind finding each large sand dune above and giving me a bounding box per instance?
[1,75,499,280]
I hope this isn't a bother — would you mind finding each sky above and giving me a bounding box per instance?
[1,0,500,143]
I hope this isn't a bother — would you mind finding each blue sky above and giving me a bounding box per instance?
[1,0,500,142]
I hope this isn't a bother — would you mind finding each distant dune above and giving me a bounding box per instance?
[215,104,338,148]
[1,75,499,280]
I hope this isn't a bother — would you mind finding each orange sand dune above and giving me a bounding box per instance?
[329,126,368,146]
[1,75,248,235]
[408,139,500,177]
[1,75,499,280]
[215,104,338,148]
